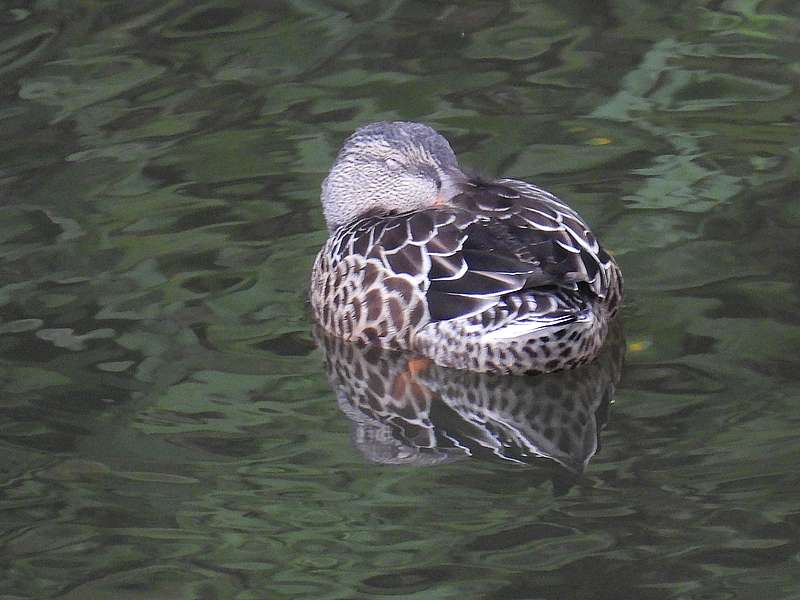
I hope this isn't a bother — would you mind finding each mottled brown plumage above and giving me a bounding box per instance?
[310,121,622,374]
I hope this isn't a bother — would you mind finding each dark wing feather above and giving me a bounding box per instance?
[429,254,465,280]
[426,290,498,322]
[431,270,526,297]
[457,180,617,298]
[335,179,616,325]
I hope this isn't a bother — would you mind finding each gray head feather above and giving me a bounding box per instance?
[321,121,465,232]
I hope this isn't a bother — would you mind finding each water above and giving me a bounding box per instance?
[1,1,799,598]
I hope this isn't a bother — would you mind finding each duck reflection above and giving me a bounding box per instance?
[316,323,624,473]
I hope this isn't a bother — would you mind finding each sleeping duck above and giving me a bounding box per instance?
[310,121,622,374]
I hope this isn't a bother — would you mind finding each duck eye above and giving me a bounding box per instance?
[384,157,404,170]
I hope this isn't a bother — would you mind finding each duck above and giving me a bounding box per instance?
[310,121,622,374]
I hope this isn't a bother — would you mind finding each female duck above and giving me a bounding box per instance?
[310,121,622,374]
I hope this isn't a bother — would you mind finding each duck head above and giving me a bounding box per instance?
[321,121,466,232]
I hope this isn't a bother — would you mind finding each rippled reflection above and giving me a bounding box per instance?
[316,324,625,472]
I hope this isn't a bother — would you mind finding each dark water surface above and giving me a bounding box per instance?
[2,1,799,598]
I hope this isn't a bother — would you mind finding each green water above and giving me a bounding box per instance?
[2,1,799,598]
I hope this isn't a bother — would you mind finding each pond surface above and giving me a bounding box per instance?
[1,1,799,598]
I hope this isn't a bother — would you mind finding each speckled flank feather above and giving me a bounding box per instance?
[310,240,429,349]
[311,121,623,374]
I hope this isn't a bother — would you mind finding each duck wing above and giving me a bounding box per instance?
[423,179,616,323]
[462,179,616,298]
[333,179,616,325]
[331,208,515,322]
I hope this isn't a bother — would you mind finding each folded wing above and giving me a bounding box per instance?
[334,178,616,326]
